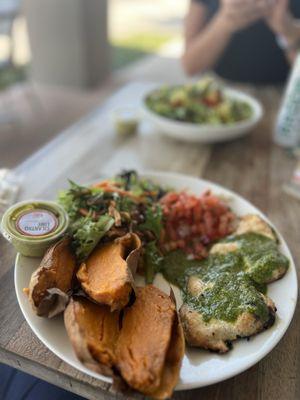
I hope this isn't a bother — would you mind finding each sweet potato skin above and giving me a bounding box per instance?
[28,237,77,317]
[64,298,120,376]
[77,233,141,311]
[149,311,185,400]
[64,285,184,399]
[115,285,185,399]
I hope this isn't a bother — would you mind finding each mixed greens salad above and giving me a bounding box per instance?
[145,77,253,125]
[58,171,166,275]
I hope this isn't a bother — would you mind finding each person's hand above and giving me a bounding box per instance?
[265,0,293,36]
[217,0,270,34]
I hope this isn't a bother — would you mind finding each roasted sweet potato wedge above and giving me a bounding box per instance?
[76,233,141,311]
[27,237,77,318]
[64,297,120,376]
[115,285,185,399]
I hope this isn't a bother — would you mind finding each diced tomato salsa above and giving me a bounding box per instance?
[160,191,236,259]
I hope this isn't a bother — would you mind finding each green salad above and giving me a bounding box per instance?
[145,77,253,125]
[58,171,166,263]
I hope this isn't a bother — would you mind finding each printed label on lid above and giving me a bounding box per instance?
[16,209,58,237]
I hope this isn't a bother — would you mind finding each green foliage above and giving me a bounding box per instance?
[139,204,163,239]
[143,241,163,284]
[58,174,168,264]
[58,180,92,222]
[72,215,114,262]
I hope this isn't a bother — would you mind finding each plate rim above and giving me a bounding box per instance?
[14,171,298,391]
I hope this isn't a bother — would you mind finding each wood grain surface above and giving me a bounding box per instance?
[0,82,299,400]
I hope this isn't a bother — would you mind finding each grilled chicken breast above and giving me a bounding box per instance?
[210,215,276,257]
[180,276,276,353]
[234,214,276,241]
[210,214,288,284]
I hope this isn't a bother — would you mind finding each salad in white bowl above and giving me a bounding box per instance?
[142,78,264,143]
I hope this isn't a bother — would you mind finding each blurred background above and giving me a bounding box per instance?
[0,0,189,168]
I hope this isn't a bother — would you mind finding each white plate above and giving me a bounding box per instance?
[142,88,264,143]
[14,172,297,390]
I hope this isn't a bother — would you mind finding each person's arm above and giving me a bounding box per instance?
[182,0,270,76]
[266,0,300,62]
[181,2,233,76]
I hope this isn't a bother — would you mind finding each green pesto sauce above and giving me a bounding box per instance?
[184,272,270,323]
[224,233,289,284]
[189,252,245,283]
[161,232,289,323]
[160,250,200,289]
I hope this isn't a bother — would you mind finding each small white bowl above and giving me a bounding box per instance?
[142,88,264,144]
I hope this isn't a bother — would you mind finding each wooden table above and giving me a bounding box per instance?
[1,82,299,400]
